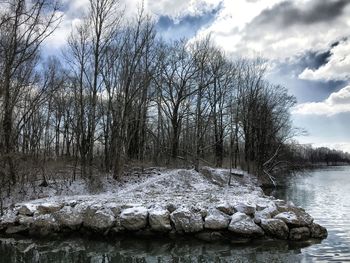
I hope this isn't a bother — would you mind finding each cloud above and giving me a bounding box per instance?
[192,0,350,60]
[156,4,221,40]
[252,0,350,27]
[147,0,221,20]
[293,85,350,115]
[299,39,350,81]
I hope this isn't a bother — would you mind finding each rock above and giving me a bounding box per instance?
[228,212,264,237]
[216,203,235,215]
[310,223,328,239]
[84,207,115,231]
[149,208,171,232]
[260,219,289,239]
[254,209,271,224]
[54,206,83,230]
[37,202,64,215]
[276,201,296,213]
[5,225,28,235]
[289,227,310,241]
[105,203,124,232]
[274,210,313,227]
[120,207,148,231]
[18,215,34,227]
[17,204,36,216]
[204,209,231,230]
[31,214,60,236]
[234,203,256,216]
[170,208,203,233]
[0,210,18,226]
[166,203,177,213]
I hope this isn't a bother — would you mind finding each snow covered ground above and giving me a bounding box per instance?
[6,167,269,210]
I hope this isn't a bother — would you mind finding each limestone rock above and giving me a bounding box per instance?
[54,206,83,230]
[17,204,36,216]
[260,219,289,239]
[84,207,115,231]
[254,209,272,224]
[310,223,328,239]
[105,203,124,232]
[216,203,235,215]
[120,207,148,231]
[204,209,231,230]
[5,225,28,235]
[289,227,310,241]
[149,208,171,232]
[0,210,18,225]
[234,203,256,216]
[18,215,34,227]
[274,210,313,227]
[170,208,203,233]
[228,212,264,237]
[166,203,177,213]
[31,214,60,236]
[37,202,64,215]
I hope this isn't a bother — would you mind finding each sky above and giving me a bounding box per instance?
[46,0,350,152]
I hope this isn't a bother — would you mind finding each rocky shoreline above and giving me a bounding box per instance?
[0,197,327,242]
[0,169,327,243]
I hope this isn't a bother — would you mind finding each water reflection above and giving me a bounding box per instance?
[273,166,350,262]
[0,236,313,263]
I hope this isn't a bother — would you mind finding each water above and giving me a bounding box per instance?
[273,166,350,262]
[0,166,349,262]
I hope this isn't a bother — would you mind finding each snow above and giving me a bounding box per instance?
[4,167,276,213]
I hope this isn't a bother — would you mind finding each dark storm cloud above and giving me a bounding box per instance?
[156,3,222,40]
[253,0,350,27]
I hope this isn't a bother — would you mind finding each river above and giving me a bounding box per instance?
[0,166,349,262]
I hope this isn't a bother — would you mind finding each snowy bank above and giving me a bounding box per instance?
[0,168,327,242]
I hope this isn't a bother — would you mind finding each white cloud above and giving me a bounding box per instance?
[299,39,350,81]
[192,0,350,60]
[293,85,350,116]
[147,0,220,20]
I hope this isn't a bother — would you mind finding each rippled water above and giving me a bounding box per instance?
[0,166,349,262]
[273,165,350,262]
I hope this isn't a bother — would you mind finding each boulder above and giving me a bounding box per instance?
[18,215,34,227]
[204,209,231,230]
[274,210,313,227]
[84,207,115,231]
[260,219,289,239]
[5,225,28,235]
[31,214,60,236]
[106,203,124,232]
[37,202,64,215]
[254,209,271,224]
[228,212,264,237]
[166,203,177,213]
[120,207,148,231]
[149,208,171,232]
[216,203,235,215]
[289,227,310,241]
[234,203,256,216]
[170,208,203,233]
[54,206,83,230]
[17,204,36,216]
[310,223,328,239]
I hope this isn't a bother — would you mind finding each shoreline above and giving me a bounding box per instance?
[0,168,327,243]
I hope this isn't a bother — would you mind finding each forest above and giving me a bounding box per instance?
[0,0,349,201]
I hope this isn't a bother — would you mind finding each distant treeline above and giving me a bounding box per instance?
[0,0,321,192]
[287,145,350,167]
